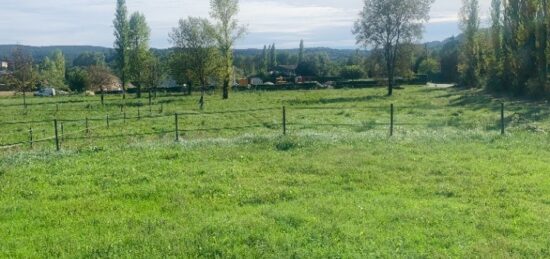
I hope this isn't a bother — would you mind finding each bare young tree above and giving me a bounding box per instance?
[210,0,247,100]
[144,55,163,101]
[170,17,219,109]
[87,65,113,105]
[10,46,37,108]
[353,0,434,96]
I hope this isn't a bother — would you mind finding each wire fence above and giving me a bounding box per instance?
[0,102,518,152]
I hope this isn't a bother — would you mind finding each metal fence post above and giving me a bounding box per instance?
[501,102,505,135]
[283,106,287,135]
[54,119,60,151]
[29,127,33,149]
[175,113,179,141]
[390,104,394,137]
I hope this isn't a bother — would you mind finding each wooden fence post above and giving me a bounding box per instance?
[61,123,64,142]
[86,117,89,134]
[283,106,287,135]
[390,104,394,137]
[54,119,60,151]
[175,113,179,141]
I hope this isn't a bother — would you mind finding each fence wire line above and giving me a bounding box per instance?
[63,129,176,141]
[0,107,279,125]
[290,106,386,111]
[179,124,276,133]
[0,93,257,111]
[0,103,512,149]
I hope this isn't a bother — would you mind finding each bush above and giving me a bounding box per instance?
[340,65,365,80]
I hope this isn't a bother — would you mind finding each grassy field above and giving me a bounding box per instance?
[1,86,549,257]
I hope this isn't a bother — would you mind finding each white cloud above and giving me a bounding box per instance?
[0,0,494,49]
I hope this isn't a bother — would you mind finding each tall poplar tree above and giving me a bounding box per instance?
[210,0,247,100]
[459,0,481,88]
[128,12,151,98]
[113,0,129,99]
[270,43,277,68]
[298,40,304,64]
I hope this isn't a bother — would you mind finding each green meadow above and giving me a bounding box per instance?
[1,86,549,257]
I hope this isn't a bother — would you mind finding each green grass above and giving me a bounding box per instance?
[1,86,549,257]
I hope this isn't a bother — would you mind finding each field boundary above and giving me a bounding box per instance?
[0,103,514,151]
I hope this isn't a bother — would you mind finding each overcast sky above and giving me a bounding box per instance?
[0,0,491,49]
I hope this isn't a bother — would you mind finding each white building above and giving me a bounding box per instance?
[1,61,7,70]
[250,77,263,86]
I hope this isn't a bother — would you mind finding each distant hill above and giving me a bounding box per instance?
[234,47,368,62]
[0,45,114,63]
[0,37,461,66]
[0,44,366,65]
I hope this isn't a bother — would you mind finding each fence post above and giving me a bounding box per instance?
[175,113,179,141]
[283,106,287,135]
[61,123,64,142]
[160,103,164,113]
[86,117,89,134]
[54,119,60,151]
[29,127,33,149]
[390,104,394,137]
[501,102,505,135]
[56,104,59,112]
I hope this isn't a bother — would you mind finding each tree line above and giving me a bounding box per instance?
[2,0,548,101]
[460,0,550,97]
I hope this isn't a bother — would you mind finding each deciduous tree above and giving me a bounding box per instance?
[210,0,247,99]
[113,0,130,99]
[170,17,219,108]
[128,12,151,98]
[10,46,37,108]
[353,0,434,96]
[459,0,481,88]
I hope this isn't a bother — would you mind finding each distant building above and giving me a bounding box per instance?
[238,78,249,87]
[250,77,263,86]
[159,77,178,89]
[1,61,7,70]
